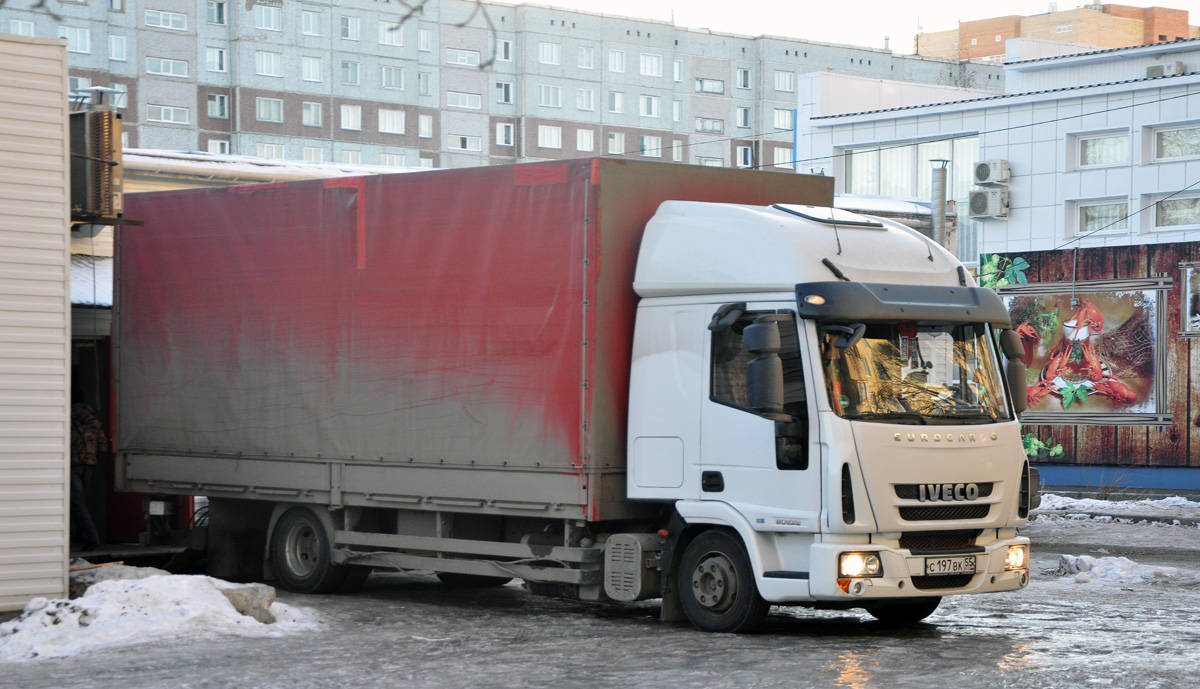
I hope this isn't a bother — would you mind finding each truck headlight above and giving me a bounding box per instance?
[1005,545,1028,570]
[839,552,883,578]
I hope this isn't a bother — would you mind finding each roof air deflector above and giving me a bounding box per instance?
[773,204,884,229]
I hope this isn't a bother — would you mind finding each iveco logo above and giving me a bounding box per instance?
[894,432,999,442]
[919,483,980,502]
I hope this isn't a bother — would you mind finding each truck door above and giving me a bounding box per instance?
[699,305,821,530]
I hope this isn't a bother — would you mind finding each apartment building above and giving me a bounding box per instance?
[917,3,1198,62]
[1,0,1003,170]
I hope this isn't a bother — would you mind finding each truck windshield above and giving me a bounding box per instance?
[821,322,1011,424]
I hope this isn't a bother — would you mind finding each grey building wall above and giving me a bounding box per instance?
[1,0,1004,170]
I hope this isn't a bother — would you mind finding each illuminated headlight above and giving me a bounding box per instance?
[839,552,883,578]
[1005,545,1028,570]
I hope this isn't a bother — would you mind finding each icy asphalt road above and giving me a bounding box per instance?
[5,516,1200,689]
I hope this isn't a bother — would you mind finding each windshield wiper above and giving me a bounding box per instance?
[849,411,929,425]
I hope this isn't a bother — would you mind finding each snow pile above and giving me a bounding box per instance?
[0,565,318,662]
[1037,494,1200,521]
[1056,554,1183,585]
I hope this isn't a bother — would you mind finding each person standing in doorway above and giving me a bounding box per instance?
[70,403,104,552]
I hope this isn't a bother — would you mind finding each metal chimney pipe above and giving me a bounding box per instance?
[930,159,950,248]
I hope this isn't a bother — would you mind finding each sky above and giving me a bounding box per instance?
[520,1,1171,53]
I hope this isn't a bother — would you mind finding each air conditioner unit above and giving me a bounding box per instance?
[1146,61,1186,78]
[969,188,1009,219]
[973,159,1010,186]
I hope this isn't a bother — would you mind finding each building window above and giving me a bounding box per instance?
[995,34,1003,42]
[1057,25,1072,33]
[672,139,682,162]
[447,134,481,151]
[342,150,360,164]
[576,88,594,111]
[418,72,431,96]
[1155,196,1200,229]
[208,139,229,154]
[577,46,593,69]
[110,83,127,108]
[341,60,360,85]
[109,35,127,61]
[640,135,662,158]
[205,47,226,72]
[255,51,282,77]
[206,1,226,25]
[673,60,682,82]
[419,114,432,138]
[1077,201,1129,234]
[254,5,281,31]
[68,77,91,103]
[147,104,189,124]
[774,70,794,92]
[640,53,662,77]
[539,42,561,65]
[379,153,405,167]
[639,95,660,118]
[608,91,625,114]
[255,97,283,123]
[379,21,402,46]
[736,107,751,128]
[698,157,722,167]
[207,93,228,119]
[302,10,319,35]
[418,28,431,51]
[302,102,322,127]
[496,39,512,61]
[695,78,724,94]
[496,81,513,104]
[496,122,513,146]
[773,148,793,169]
[447,91,481,109]
[736,68,751,89]
[341,16,360,41]
[673,100,682,122]
[378,109,405,134]
[970,38,977,46]
[58,26,90,53]
[304,147,324,162]
[539,84,561,108]
[1077,133,1129,167]
[446,48,480,66]
[577,129,594,152]
[1154,125,1200,160]
[608,49,625,73]
[607,132,625,155]
[420,157,434,169]
[146,57,188,77]
[737,146,753,168]
[381,66,404,89]
[302,56,321,82]
[9,20,34,37]
[538,125,562,149]
[340,104,361,130]
[773,109,794,130]
[145,10,187,31]
[695,117,724,134]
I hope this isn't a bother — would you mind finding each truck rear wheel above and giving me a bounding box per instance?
[867,597,941,624]
[271,507,347,594]
[678,530,770,633]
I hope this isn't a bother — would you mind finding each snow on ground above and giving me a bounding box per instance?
[1050,554,1199,586]
[1038,493,1200,519]
[0,562,319,663]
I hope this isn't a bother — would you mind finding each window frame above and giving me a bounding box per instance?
[640,135,662,158]
[144,9,187,31]
[496,81,513,104]
[302,56,322,82]
[255,51,283,78]
[378,109,405,135]
[147,103,189,124]
[577,129,594,152]
[1075,199,1130,235]
[495,122,514,147]
[255,97,283,123]
[302,101,322,127]
[340,104,362,131]
[340,16,360,41]
[379,21,402,46]
[206,93,228,119]
[301,10,320,36]
[254,5,281,31]
[1076,131,1130,169]
[446,91,482,110]
[538,84,562,108]
[446,134,482,152]
[1153,124,1200,162]
[537,124,562,149]
[206,0,226,26]
[539,42,561,65]
[146,56,188,78]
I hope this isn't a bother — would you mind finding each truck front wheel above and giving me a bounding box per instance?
[271,507,348,594]
[866,597,942,624]
[678,530,770,633]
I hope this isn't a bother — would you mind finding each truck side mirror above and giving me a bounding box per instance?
[744,316,787,419]
[998,329,1023,360]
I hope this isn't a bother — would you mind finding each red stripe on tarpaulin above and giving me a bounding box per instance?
[119,162,596,469]
[324,177,367,269]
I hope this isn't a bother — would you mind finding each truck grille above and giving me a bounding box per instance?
[894,483,994,500]
[911,574,975,590]
[899,530,980,552]
[899,505,990,521]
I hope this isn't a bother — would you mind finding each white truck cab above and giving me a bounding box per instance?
[627,202,1034,632]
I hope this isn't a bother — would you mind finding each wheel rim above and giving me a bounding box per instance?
[284,523,319,578]
[690,552,737,612]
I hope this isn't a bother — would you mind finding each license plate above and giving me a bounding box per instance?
[924,555,977,576]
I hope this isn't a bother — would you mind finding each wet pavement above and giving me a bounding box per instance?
[4,517,1199,689]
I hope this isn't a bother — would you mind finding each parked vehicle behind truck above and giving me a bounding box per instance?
[116,159,1036,633]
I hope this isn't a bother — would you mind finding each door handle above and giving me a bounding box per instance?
[701,471,724,492]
